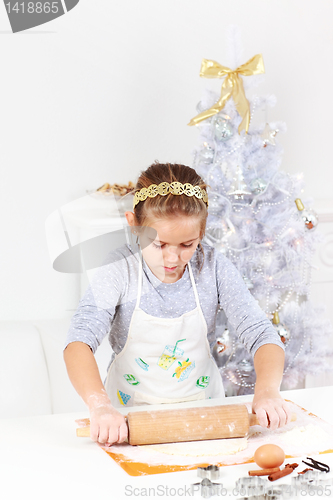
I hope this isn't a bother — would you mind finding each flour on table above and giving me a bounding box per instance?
[139,437,248,457]
[278,424,333,450]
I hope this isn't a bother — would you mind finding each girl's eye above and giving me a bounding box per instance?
[152,242,194,249]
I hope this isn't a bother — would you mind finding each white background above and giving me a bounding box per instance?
[0,0,332,320]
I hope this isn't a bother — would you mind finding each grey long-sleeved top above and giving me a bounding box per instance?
[65,244,284,366]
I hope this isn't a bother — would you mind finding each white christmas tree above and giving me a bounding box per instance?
[189,27,332,395]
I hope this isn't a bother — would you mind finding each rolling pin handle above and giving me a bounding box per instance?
[76,424,129,443]
[76,426,91,437]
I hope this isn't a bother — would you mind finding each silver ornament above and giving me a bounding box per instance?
[199,142,215,164]
[238,359,253,378]
[274,323,291,343]
[301,208,318,230]
[227,166,251,200]
[250,178,267,195]
[213,328,233,366]
[205,226,225,245]
[212,115,233,142]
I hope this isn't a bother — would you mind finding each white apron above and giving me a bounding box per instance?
[105,256,224,407]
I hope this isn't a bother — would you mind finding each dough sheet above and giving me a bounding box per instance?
[139,437,248,457]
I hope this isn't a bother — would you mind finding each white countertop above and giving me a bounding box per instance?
[1,387,333,500]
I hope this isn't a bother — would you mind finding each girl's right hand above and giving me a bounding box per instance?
[87,391,128,446]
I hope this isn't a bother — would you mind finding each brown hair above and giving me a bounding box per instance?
[133,162,208,239]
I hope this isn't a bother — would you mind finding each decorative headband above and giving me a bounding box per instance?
[133,181,209,209]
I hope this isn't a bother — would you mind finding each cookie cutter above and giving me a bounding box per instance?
[292,469,319,486]
[292,469,328,484]
[292,469,332,489]
[235,476,265,497]
[197,465,220,480]
[192,478,222,498]
[235,495,267,500]
[266,484,295,499]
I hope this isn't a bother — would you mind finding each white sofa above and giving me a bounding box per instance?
[0,318,113,418]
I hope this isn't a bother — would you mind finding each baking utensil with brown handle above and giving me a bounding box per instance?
[76,404,296,445]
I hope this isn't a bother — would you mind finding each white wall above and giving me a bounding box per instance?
[1,0,332,320]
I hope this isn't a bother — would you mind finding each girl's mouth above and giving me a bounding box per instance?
[164,266,177,272]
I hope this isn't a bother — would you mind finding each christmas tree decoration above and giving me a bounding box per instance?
[237,359,254,382]
[250,178,267,195]
[227,166,252,200]
[190,30,332,394]
[199,142,215,164]
[272,312,291,344]
[295,198,305,211]
[302,209,319,230]
[188,54,265,133]
[274,323,291,344]
[295,198,319,230]
[212,328,233,366]
[212,114,234,141]
[261,123,279,147]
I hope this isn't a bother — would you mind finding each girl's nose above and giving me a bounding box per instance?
[165,246,179,261]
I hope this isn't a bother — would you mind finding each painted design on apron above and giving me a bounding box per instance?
[123,374,140,386]
[172,358,196,382]
[117,390,131,405]
[104,255,225,407]
[157,339,185,370]
[135,357,149,371]
[196,376,210,389]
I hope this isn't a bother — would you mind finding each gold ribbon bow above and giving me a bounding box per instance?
[188,54,265,134]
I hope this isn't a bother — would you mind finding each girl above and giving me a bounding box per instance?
[64,162,291,446]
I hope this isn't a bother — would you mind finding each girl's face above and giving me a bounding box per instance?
[126,213,202,283]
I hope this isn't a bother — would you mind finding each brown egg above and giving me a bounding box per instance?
[254,444,285,469]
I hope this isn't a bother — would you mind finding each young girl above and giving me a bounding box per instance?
[64,162,291,446]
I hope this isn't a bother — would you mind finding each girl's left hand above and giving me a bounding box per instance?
[252,388,292,430]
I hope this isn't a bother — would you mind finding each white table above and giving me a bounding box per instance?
[1,387,333,500]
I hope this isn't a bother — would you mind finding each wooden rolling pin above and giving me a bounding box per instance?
[76,404,296,445]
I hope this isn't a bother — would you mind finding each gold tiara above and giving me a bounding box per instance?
[133,182,209,209]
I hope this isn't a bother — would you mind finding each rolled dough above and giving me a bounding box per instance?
[278,424,332,448]
[139,437,248,457]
